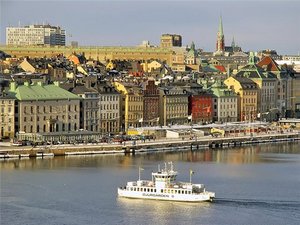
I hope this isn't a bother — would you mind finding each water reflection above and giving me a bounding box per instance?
[1,142,300,170]
[117,197,212,224]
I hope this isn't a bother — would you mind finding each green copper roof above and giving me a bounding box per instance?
[209,80,237,98]
[9,83,81,101]
[219,16,224,36]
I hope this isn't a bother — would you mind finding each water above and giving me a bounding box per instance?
[1,142,300,225]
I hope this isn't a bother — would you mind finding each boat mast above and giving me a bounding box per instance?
[139,167,144,181]
[190,169,194,184]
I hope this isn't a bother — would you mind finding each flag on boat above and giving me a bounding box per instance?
[190,170,194,175]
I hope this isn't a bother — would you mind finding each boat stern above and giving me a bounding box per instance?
[207,191,215,201]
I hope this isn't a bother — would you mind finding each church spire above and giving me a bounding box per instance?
[231,36,236,48]
[215,15,225,55]
[219,15,224,37]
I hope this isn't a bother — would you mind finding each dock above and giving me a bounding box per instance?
[0,132,299,159]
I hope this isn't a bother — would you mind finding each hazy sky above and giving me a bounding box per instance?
[1,0,300,54]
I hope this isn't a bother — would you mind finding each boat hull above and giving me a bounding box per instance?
[118,188,215,202]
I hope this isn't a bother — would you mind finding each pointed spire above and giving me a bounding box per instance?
[231,36,235,47]
[190,41,195,51]
[218,15,224,37]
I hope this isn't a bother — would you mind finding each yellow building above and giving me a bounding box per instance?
[0,95,15,139]
[224,76,258,121]
[113,82,144,133]
[106,61,116,71]
[234,53,278,120]
[1,45,174,65]
[141,60,162,73]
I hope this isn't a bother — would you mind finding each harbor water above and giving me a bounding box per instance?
[1,142,300,225]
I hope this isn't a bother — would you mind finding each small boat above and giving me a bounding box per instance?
[118,162,215,202]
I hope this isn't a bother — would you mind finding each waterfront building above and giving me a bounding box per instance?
[224,76,258,121]
[6,24,65,46]
[160,34,182,48]
[0,93,15,139]
[235,52,278,120]
[257,56,293,118]
[174,80,213,124]
[67,82,101,133]
[96,80,121,135]
[113,81,143,133]
[291,72,300,118]
[209,80,238,123]
[158,85,189,126]
[141,79,160,127]
[8,81,81,139]
[188,90,213,124]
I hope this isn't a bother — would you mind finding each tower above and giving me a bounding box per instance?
[215,16,225,55]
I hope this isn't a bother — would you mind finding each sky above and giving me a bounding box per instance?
[1,0,300,55]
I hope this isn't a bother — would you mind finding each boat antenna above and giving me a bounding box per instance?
[164,162,167,172]
[158,164,160,172]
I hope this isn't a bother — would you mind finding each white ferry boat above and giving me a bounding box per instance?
[118,162,215,202]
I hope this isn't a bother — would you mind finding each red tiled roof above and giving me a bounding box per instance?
[214,65,226,73]
[257,56,280,72]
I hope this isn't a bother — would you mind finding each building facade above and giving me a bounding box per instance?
[68,84,101,133]
[209,80,238,122]
[159,86,189,126]
[235,53,278,120]
[257,56,293,118]
[113,82,143,133]
[9,81,81,136]
[142,79,160,126]
[0,94,15,139]
[6,24,65,46]
[160,34,182,48]
[224,76,258,121]
[96,81,121,135]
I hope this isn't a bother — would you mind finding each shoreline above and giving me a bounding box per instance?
[0,132,299,159]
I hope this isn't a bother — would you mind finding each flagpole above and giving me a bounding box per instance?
[139,167,144,181]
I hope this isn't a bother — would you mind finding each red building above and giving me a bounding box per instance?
[142,79,160,126]
[189,92,213,124]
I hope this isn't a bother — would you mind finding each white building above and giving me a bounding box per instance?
[6,24,65,46]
